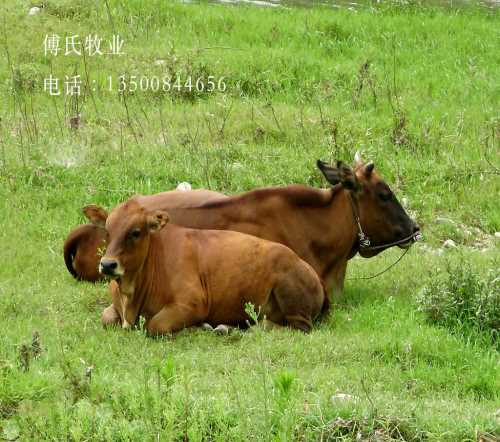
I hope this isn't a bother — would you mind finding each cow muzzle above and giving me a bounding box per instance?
[99,258,124,278]
[398,224,422,249]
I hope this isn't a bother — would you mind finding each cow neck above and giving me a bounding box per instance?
[304,187,359,273]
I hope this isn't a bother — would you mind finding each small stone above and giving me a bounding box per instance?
[28,6,41,15]
[495,232,500,239]
[2,420,20,441]
[176,182,192,191]
[154,59,166,66]
[443,239,457,249]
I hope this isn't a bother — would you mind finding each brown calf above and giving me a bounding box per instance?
[94,199,328,335]
[63,189,226,281]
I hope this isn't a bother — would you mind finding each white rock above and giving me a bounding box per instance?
[443,239,457,249]
[331,393,358,403]
[28,6,41,15]
[176,182,192,191]
[495,232,500,239]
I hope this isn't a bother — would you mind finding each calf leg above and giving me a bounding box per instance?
[101,305,121,327]
[283,314,313,332]
[101,281,124,328]
[261,288,314,332]
[269,265,324,333]
[146,303,205,336]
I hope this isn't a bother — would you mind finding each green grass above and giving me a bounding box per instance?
[0,0,499,440]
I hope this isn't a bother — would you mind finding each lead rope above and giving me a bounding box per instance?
[346,194,420,280]
[346,247,410,280]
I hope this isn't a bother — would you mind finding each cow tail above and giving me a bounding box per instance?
[63,227,82,280]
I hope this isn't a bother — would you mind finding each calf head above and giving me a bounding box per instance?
[317,153,420,257]
[84,200,169,280]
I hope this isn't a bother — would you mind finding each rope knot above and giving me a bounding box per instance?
[358,232,371,248]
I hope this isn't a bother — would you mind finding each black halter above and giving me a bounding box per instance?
[348,194,422,252]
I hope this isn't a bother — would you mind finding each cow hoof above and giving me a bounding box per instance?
[201,323,214,331]
[213,324,230,335]
[122,320,131,330]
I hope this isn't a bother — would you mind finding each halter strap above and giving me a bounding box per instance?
[348,194,422,252]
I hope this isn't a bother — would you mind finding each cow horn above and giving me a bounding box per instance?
[354,151,362,164]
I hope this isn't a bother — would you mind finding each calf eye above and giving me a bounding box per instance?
[129,228,141,240]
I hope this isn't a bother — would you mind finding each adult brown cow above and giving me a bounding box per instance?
[82,156,420,297]
[94,199,329,335]
[64,189,227,282]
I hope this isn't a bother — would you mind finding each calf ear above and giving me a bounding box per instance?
[317,160,358,190]
[147,210,170,233]
[82,205,108,228]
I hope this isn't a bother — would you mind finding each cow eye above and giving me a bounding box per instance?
[378,192,392,202]
[129,228,141,240]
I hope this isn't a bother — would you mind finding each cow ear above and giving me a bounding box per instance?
[82,205,108,228]
[317,160,358,190]
[364,161,375,177]
[147,210,170,233]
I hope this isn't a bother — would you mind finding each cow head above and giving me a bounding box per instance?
[84,200,169,280]
[317,153,420,257]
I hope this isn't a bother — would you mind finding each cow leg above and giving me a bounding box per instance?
[328,259,347,300]
[146,303,204,336]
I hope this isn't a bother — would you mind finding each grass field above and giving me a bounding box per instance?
[0,1,499,440]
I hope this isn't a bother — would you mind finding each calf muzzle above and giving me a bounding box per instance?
[99,258,118,276]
